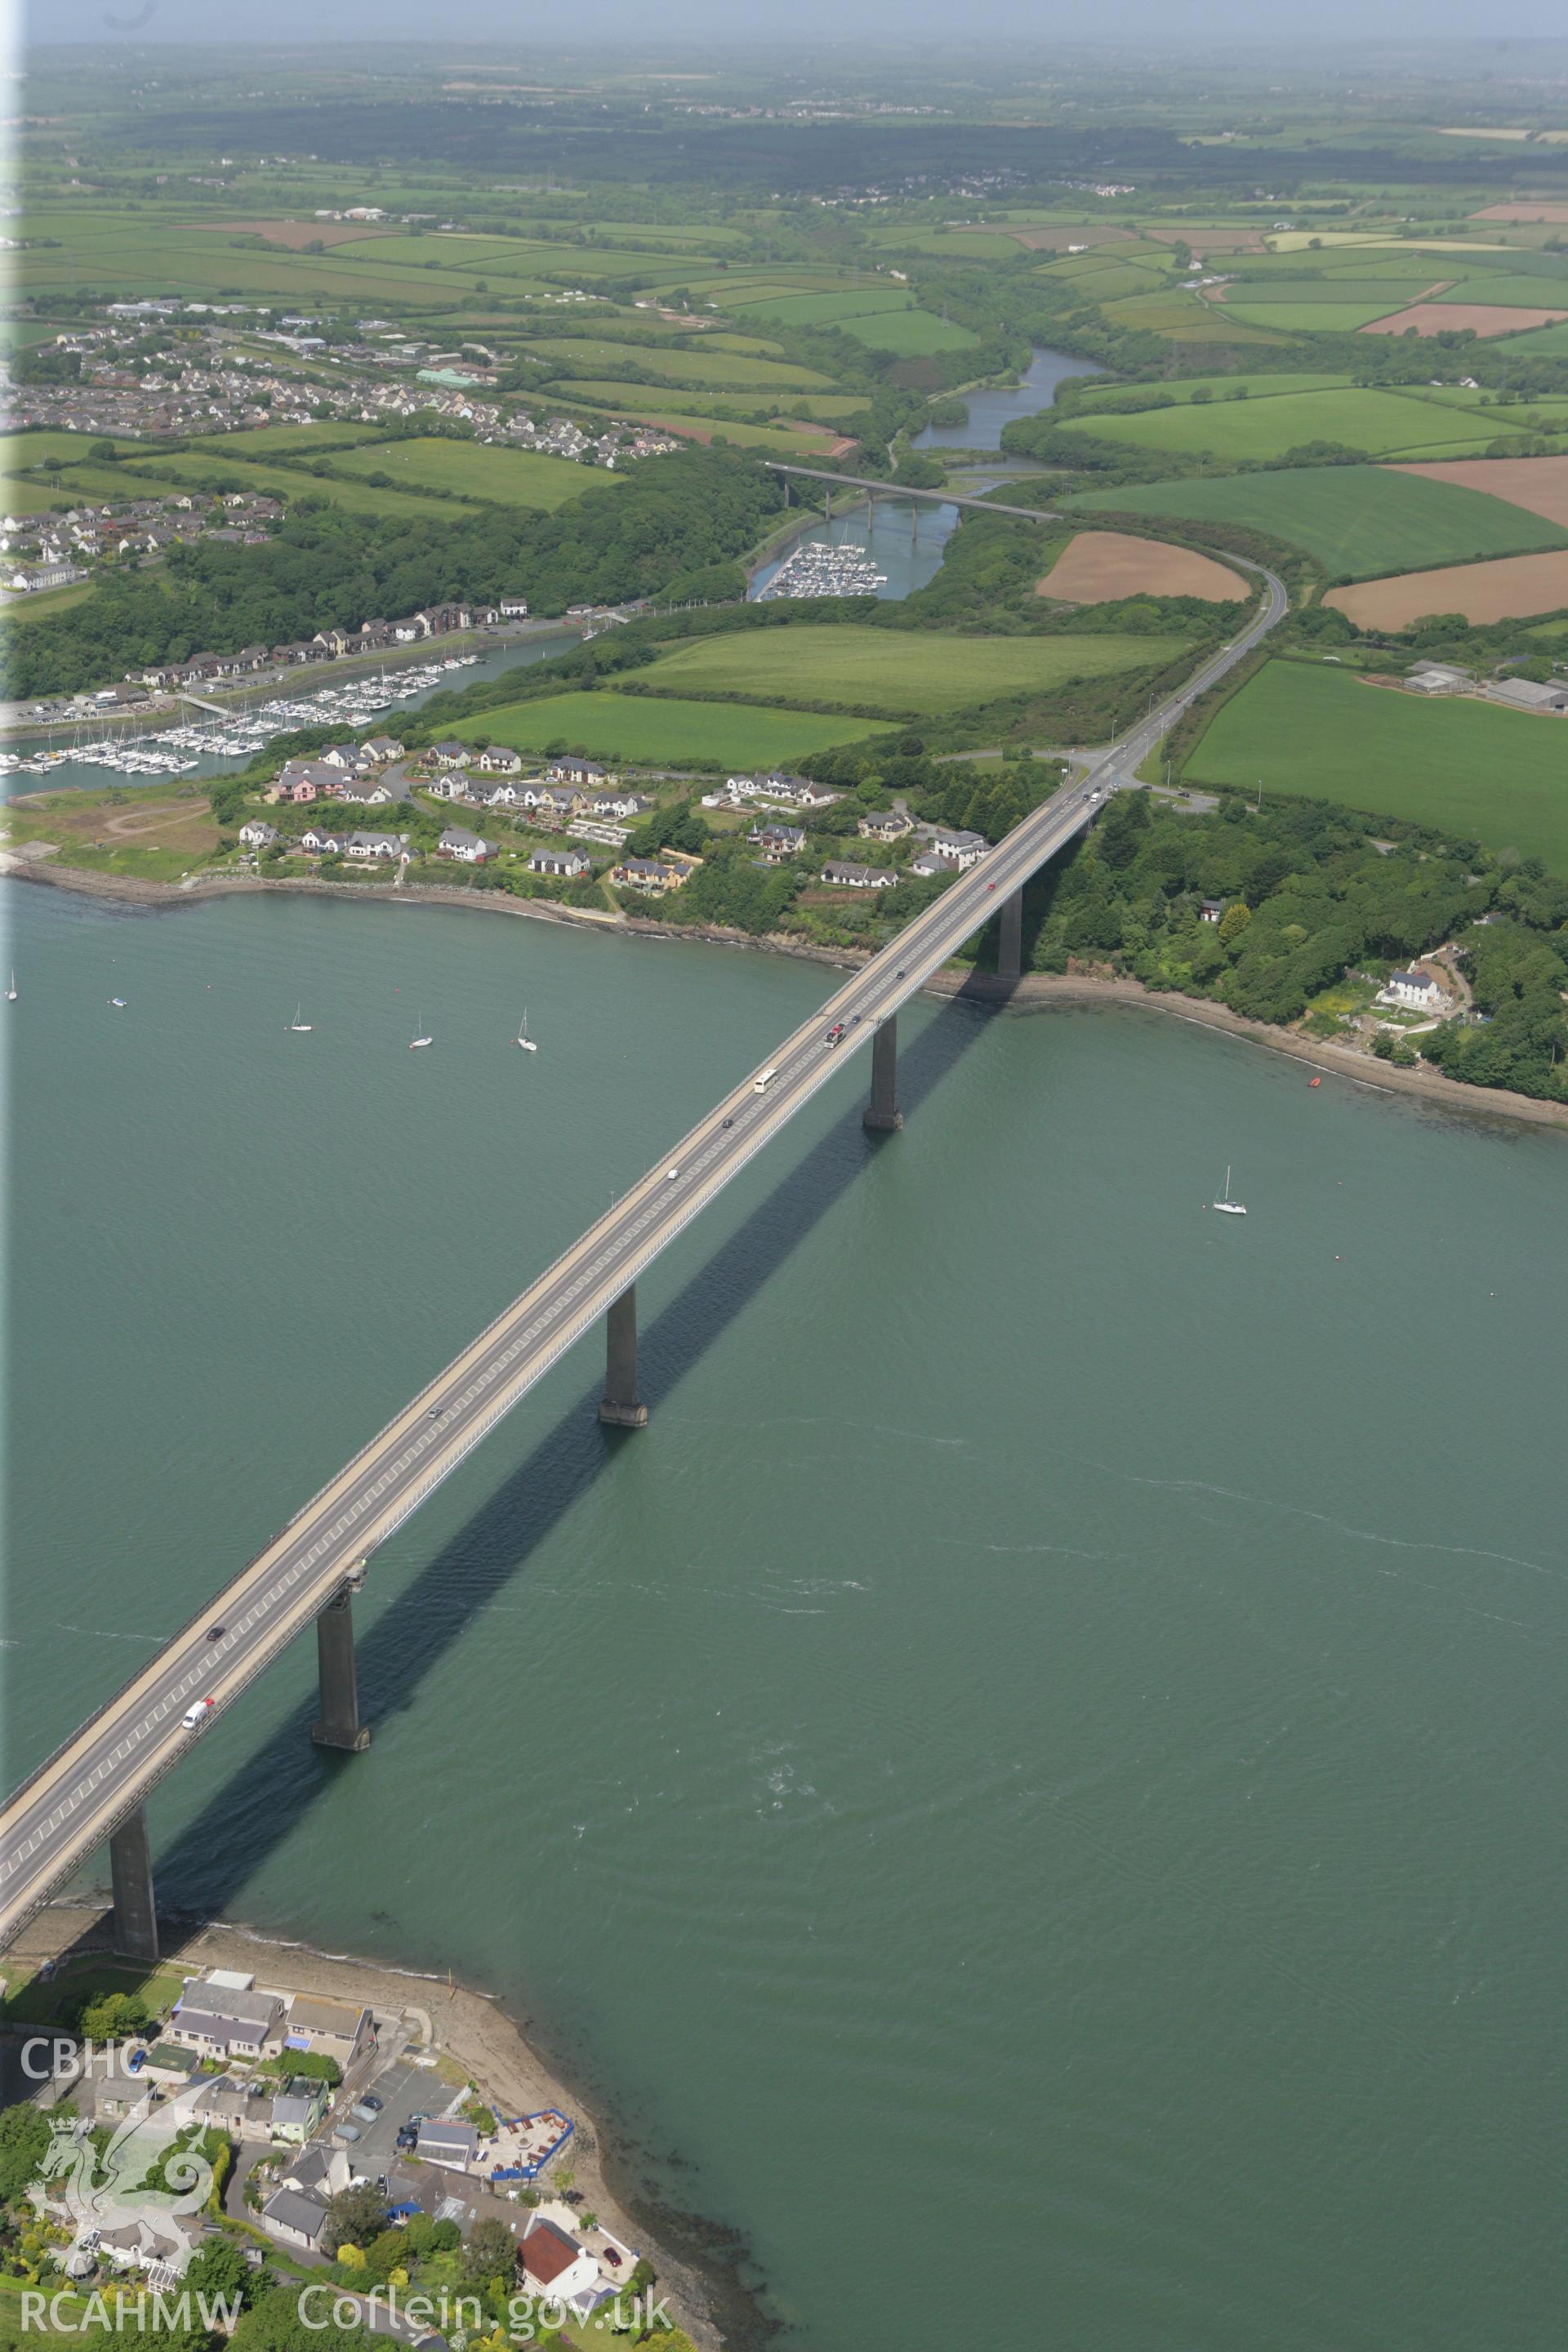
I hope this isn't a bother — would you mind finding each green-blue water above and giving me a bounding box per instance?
[7,879,1566,2350]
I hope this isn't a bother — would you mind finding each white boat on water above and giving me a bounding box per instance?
[1211,1165,1247,1217]
[4,971,16,1002]
[515,1009,537,1054]
[409,1012,433,1049]
[288,1004,313,1033]
[109,997,126,1009]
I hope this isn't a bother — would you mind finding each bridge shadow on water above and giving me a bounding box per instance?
[86,981,1006,1930]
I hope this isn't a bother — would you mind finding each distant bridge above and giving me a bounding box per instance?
[762,460,1067,528]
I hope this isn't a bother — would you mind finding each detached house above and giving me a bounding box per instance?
[858,809,911,843]
[167,1982,283,2061]
[546,755,608,786]
[438,826,492,864]
[345,830,408,863]
[928,828,987,870]
[748,823,806,862]
[430,740,470,769]
[238,820,278,849]
[475,745,523,775]
[822,861,896,890]
[529,847,590,880]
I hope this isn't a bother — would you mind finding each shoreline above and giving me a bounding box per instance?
[7,853,1566,1134]
[2,1900,758,2352]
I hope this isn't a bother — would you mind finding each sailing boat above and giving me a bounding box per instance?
[4,972,16,1002]
[409,1011,433,1049]
[1211,1165,1247,1217]
[287,1003,313,1033]
[515,1008,537,1054]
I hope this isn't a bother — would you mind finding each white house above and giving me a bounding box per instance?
[438,826,492,863]
[1381,968,1444,1011]
[928,828,987,870]
[345,830,408,862]
[822,861,896,889]
[858,809,911,842]
[476,745,523,774]
[238,820,278,849]
[516,2219,604,2311]
[529,847,590,879]
[546,755,608,786]
[167,1984,283,2060]
[430,739,470,768]
[911,850,959,880]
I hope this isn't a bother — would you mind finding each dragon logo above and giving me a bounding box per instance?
[42,2078,214,2270]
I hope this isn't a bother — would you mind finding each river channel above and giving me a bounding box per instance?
[7,877,1565,2352]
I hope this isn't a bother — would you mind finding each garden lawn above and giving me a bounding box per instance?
[1057,385,1530,460]
[1064,464,1568,579]
[327,437,622,510]
[1186,658,1568,867]
[639,625,1192,715]
[457,693,885,768]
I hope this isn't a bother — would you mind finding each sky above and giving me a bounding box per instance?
[17,7,1568,51]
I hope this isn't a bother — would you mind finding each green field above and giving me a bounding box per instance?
[1058,385,1530,461]
[1065,464,1568,578]
[733,288,916,327]
[457,693,885,768]
[327,436,621,510]
[1220,301,1418,333]
[838,310,980,354]
[116,452,454,521]
[1,463,145,513]
[640,624,1192,715]
[2,427,145,469]
[1433,274,1568,308]
[530,338,836,390]
[1075,372,1354,408]
[568,407,848,454]
[1187,659,1568,867]
[185,421,384,456]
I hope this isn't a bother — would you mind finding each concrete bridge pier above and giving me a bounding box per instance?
[109,1805,158,1961]
[997,887,1023,984]
[599,1283,649,1428]
[311,1588,371,1753]
[863,1015,903,1133]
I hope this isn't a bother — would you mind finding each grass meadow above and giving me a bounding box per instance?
[1186,658,1568,867]
[640,625,1193,715]
[457,693,886,768]
[1066,465,1568,578]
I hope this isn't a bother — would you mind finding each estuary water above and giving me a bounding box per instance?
[911,344,1104,452]
[7,879,1566,2352]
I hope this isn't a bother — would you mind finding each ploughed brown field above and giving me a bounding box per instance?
[1038,530,1247,604]
[1361,302,1568,337]
[1469,203,1568,224]
[198,219,398,249]
[1391,455,1568,530]
[1325,549,1568,628]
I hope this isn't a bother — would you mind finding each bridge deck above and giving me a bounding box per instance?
[0,565,1285,1948]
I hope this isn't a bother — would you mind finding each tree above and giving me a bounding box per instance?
[463,2218,517,2284]
[186,2234,260,2308]
[0,2102,51,2208]
[322,2181,389,2257]
[77,1989,157,2042]
[1217,902,1252,950]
